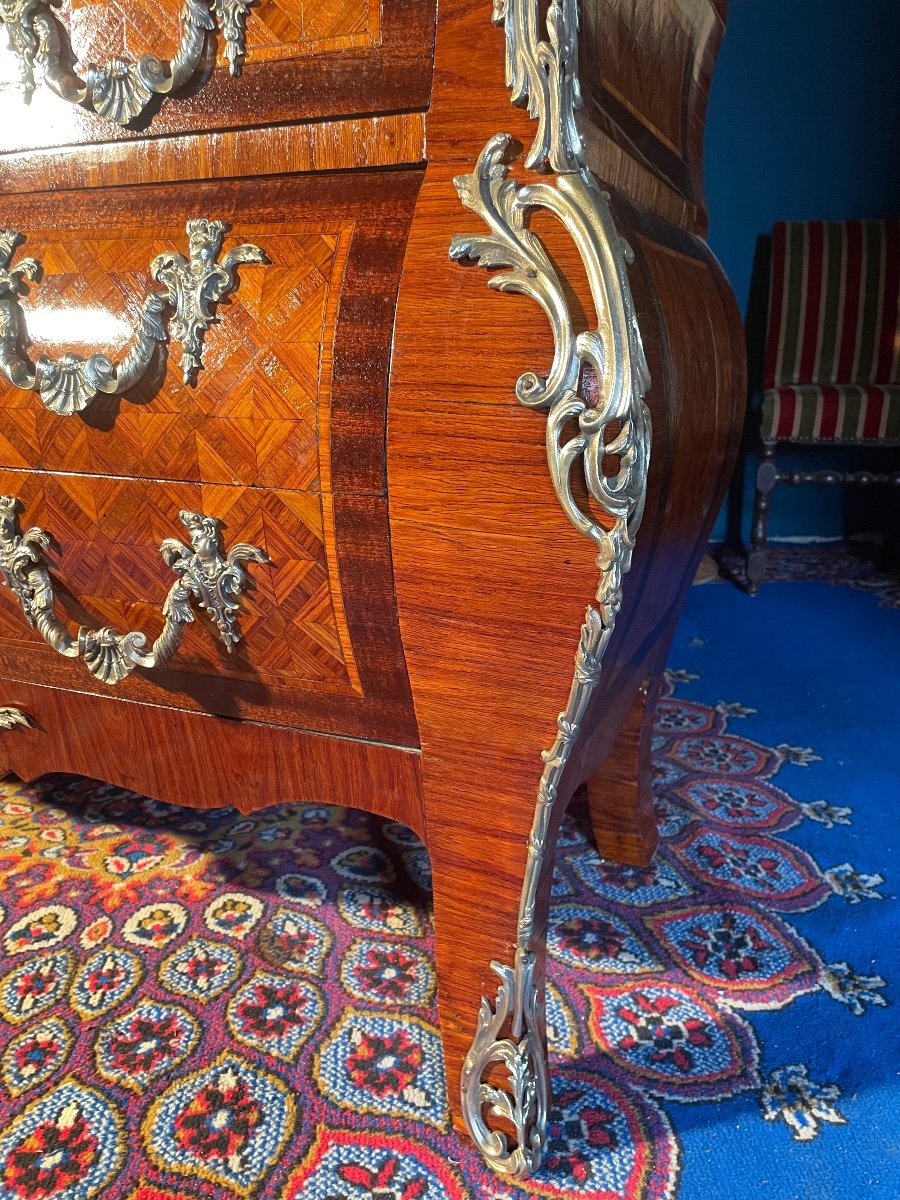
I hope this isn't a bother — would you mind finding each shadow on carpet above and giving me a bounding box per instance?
[0,547,894,1199]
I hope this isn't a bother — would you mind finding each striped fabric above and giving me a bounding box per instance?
[761,384,900,443]
[763,221,900,401]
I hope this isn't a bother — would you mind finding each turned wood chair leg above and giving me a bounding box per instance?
[585,677,661,867]
[747,439,778,595]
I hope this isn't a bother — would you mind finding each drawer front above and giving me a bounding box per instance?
[0,469,417,743]
[0,0,434,154]
[0,170,423,745]
[0,171,420,494]
[69,0,378,68]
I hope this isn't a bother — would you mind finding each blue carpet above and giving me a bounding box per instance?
[668,555,899,1199]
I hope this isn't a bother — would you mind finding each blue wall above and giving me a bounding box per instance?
[704,0,900,542]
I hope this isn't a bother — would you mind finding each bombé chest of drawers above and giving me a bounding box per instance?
[0,0,744,1178]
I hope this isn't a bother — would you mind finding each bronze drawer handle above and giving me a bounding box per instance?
[0,496,268,686]
[0,218,265,415]
[1,1,253,125]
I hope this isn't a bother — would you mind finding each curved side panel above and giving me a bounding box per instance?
[388,0,745,1178]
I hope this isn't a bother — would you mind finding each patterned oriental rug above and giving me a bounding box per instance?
[0,544,895,1200]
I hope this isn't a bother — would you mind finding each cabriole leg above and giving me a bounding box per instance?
[585,678,660,867]
[427,760,555,1183]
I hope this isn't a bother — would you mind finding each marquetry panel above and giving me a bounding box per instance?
[69,0,381,67]
[0,170,423,496]
[0,467,416,742]
[0,0,433,157]
[6,224,344,489]
[0,471,350,686]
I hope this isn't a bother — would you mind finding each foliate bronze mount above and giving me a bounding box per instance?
[450,0,652,1180]
[0,218,265,415]
[0,705,31,730]
[0,0,254,125]
[0,497,268,686]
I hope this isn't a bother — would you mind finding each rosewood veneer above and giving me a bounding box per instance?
[0,0,744,1176]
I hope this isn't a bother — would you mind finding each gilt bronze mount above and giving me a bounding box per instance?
[0,218,265,415]
[1,0,254,125]
[450,0,652,1178]
[0,497,268,686]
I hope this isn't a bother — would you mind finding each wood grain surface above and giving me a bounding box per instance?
[586,677,663,867]
[580,0,726,228]
[386,0,743,1127]
[0,112,426,194]
[0,0,435,154]
[0,679,427,835]
[0,0,744,1147]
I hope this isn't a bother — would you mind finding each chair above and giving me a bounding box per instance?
[747,219,900,593]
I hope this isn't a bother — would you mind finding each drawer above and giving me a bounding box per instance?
[0,469,417,744]
[0,170,422,494]
[0,0,435,154]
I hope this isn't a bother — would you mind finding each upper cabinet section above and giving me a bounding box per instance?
[579,0,726,231]
[0,0,435,153]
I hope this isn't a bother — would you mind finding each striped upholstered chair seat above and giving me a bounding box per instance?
[747,219,900,594]
[762,383,900,442]
[761,219,900,442]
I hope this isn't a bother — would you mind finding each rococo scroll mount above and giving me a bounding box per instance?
[1,0,254,125]
[0,705,30,730]
[0,496,269,686]
[450,0,652,1181]
[0,218,265,415]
